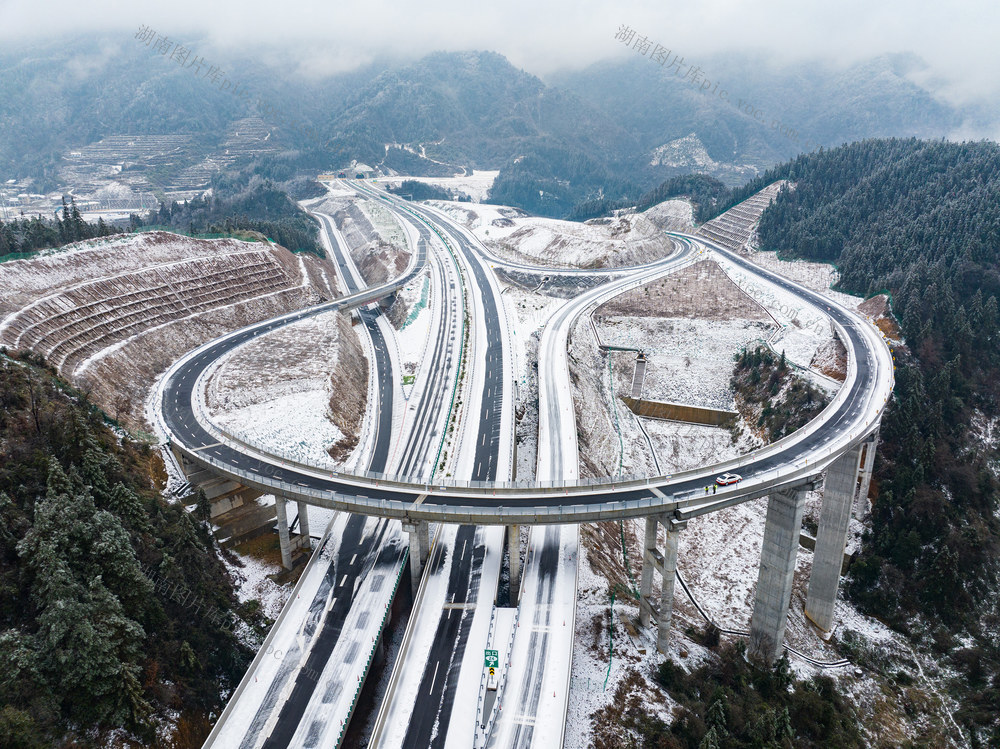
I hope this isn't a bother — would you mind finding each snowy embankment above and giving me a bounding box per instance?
[205,309,367,471]
[376,169,499,203]
[0,231,338,429]
[428,199,693,269]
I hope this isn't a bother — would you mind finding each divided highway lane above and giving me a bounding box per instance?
[391,231,463,480]
[376,194,511,749]
[237,189,486,748]
[402,199,512,480]
[356,184,514,749]
[347,180,468,481]
[204,189,424,749]
[312,208,402,469]
[251,200,419,747]
[489,235,697,748]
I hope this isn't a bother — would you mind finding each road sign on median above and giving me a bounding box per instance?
[484,649,499,669]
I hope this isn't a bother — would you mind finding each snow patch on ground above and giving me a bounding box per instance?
[598,316,772,411]
[748,250,863,310]
[567,528,675,749]
[215,390,343,469]
[641,199,695,231]
[360,198,409,251]
[497,283,566,482]
[392,269,434,386]
[375,170,498,203]
[205,309,362,468]
[428,200,676,268]
[225,541,289,621]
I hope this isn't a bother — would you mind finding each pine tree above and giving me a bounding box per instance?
[195,488,212,523]
[698,725,720,749]
[69,198,85,241]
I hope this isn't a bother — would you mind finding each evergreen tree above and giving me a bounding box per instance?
[195,488,212,523]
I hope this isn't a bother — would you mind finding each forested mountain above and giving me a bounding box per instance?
[2,37,991,219]
[551,53,969,183]
[321,50,644,217]
[0,352,263,747]
[732,138,1000,744]
[326,51,637,169]
[567,173,729,222]
[0,35,383,190]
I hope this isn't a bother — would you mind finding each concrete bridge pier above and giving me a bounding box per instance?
[805,441,868,632]
[638,514,686,653]
[855,429,880,515]
[403,519,430,594]
[507,524,521,605]
[296,501,311,550]
[275,495,293,570]
[749,486,808,664]
[639,517,657,628]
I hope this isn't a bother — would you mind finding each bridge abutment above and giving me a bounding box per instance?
[749,486,807,664]
[639,514,686,653]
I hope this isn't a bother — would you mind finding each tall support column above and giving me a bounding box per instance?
[639,516,658,627]
[296,501,311,550]
[656,519,682,654]
[275,495,293,570]
[855,429,879,514]
[750,487,807,664]
[805,444,865,632]
[403,520,429,594]
[507,524,521,605]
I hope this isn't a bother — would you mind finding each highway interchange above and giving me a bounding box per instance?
[159,179,893,748]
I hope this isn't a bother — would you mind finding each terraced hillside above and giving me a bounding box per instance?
[0,231,340,426]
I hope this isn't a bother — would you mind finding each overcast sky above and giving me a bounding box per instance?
[2,0,997,104]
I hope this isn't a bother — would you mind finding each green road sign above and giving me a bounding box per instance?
[484,649,499,669]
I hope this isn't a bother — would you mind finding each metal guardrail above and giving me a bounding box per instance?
[367,525,442,746]
[334,547,409,748]
[475,606,520,746]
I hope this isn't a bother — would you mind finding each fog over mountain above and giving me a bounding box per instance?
[1,35,992,217]
[3,0,1000,108]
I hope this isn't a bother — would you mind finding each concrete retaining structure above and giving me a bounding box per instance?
[622,396,737,427]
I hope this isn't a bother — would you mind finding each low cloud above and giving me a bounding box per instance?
[1,0,998,105]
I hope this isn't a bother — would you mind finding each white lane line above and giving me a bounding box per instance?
[429,661,440,695]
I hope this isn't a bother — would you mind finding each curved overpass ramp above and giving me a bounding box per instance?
[155,234,892,525]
